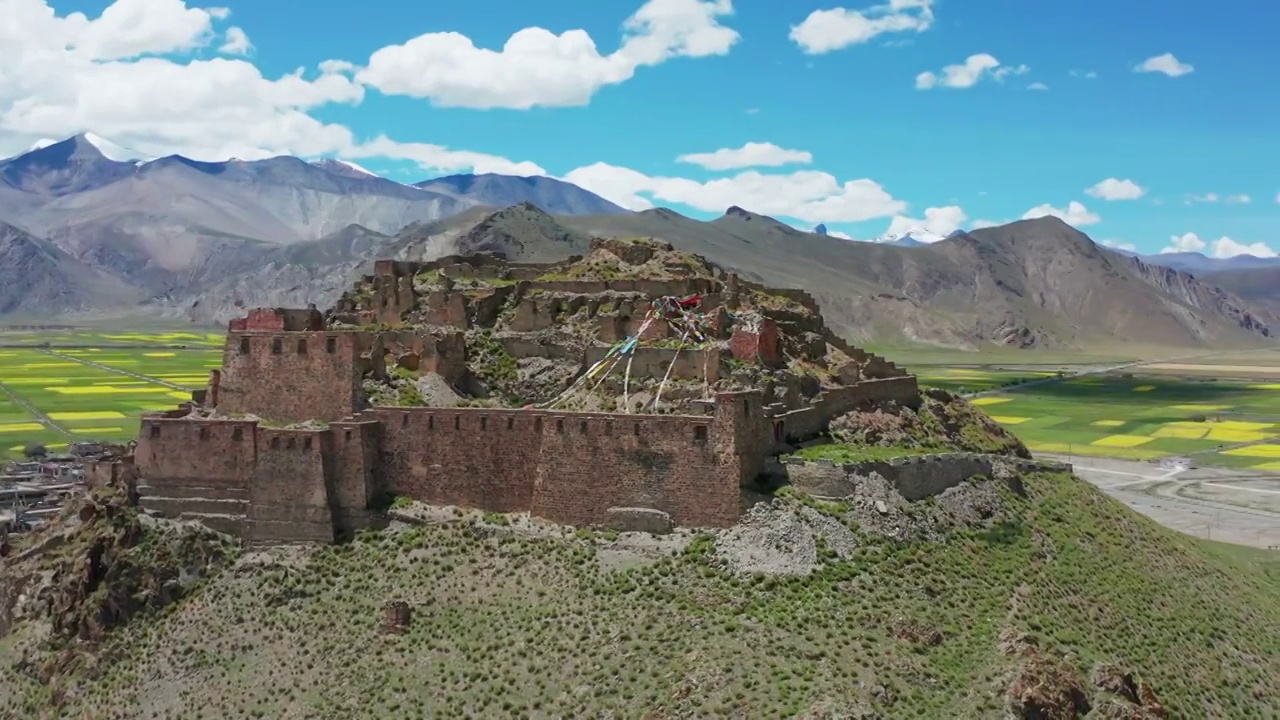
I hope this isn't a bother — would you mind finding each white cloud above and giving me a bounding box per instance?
[1160,232,1205,254]
[1069,69,1097,79]
[676,141,812,170]
[1184,192,1250,205]
[0,0,556,173]
[1135,53,1193,77]
[1213,237,1275,258]
[1100,239,1137,252]
[1161,232,1276,258]
[1021,201,1101,227]
[1027,81,1048,90]
[884,205,966,239]
[915,53,1027,90]
[789,0,934,54]
[561,163,906,223]
[1085,178,1146,201]
[355,0,739,109]
[219,26,251,55]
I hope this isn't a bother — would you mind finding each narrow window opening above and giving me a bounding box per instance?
[297,339,307,355]
[326,337,337,353]
[149,425,160,438]
[506,417,514,430]
[270,437,280,449]
[232,428,243,441]
[303,437,312,450]
[286,437,296,450]
[428,415,435,430]
[556,419,564,434]
[239,337,250,355]
[198,427,209,441]
[344,429,352,441]
[480,416,488,431]
[579,420,588,435]
[604,421,613,436]
[534,417,543,432]
[633,423,641,436]
[454,416,461,430]
[402,414,409,427]
[271,338,282,355]
[694,425,709,443]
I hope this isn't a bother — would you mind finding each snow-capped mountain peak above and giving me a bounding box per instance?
[310,158,379,179]
[874,228,946,246]
[79,132,148,162]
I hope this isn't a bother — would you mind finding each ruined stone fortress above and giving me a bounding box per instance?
[113,239,922,544]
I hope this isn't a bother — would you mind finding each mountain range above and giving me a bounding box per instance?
[0,133,1275,351]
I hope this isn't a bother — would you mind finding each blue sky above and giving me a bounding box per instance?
[5,0,1279,256]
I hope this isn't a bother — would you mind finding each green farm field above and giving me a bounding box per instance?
[918,369,1280,470]
[0,342,222,458]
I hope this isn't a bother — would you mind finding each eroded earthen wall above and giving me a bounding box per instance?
[246,428,336,544]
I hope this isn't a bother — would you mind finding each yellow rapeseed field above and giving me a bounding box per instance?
[0,422,45,433]
[969,397,1011,406]
[990,416,1030,425]
[1091,420,1125,427]
[1206,429,1272,443]
[1092,434,1154,448]
[1222,445,1280,458]
[1153,426,1208,440]
[46,386,173,395]
[1132,385,1156,392]
[48,411,126,421]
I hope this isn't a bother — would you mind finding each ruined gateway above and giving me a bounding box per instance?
[96,239,922,544]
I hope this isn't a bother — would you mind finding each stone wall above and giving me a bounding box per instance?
[246,428,336,544]
[362,392,760,529]
[769,376,921,446]
[584,346,721,383]
[216,331,363,423]
[781,453,1074,500]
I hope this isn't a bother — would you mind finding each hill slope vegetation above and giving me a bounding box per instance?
[2,455,1276,718]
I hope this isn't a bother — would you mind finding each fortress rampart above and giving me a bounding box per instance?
[123,244,926,544]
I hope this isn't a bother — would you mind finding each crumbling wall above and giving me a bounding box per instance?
[584,346,721,383]
[216,331,363,423]
[245,428,336,544]
[770,377,921,446]
[228,307,324,332]
[781,453,1073,501]
[729,317,782,367]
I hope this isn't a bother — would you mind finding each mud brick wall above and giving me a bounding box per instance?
[365,408,538,514]
[585,346,721,383]
[217,331,363,423]
[532,411,738,528]
[228,307,324,332]
[729,318,782,366]
[135,417,258,492]
[328,419,382,535]
[768,377,922,447]
[246,428,336,544]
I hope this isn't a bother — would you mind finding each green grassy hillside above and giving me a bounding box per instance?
[2,467,1277,719]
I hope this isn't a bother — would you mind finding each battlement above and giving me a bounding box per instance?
[228,307,324,332]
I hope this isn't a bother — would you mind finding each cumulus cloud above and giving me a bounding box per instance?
[0,0,569,172]
[1021,201,1101,227]
[219,26,252,55]
[1085,178,1146,201]
[1027,81,1048,90]
[561,163,906,223]
[676,141,812,170]
[1161,232,1276,258]
[355,0,739,109]
[789,0,934,54]
[915,53,1028,90]
[884,205,966,239]
[1135,53,1193,77]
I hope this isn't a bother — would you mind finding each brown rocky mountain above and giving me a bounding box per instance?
[140,203,1275,349]
[0,220,143,316]
[1201,267,1280,314]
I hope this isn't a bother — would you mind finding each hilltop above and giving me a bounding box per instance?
[2,456,1277,717]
